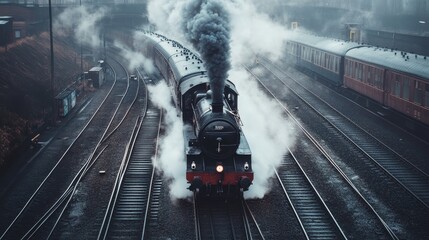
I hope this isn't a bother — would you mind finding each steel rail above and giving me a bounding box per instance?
[259,57,429,209]
[0,62,118,240]
[245,64,399,240]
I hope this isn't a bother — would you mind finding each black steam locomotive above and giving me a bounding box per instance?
[139,31,253,195]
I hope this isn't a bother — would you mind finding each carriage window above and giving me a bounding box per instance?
[329,55,332,70]
[414,81,424,105]
[375,69,381,88]
[303,47,307,60]
[425,84,429,108]
[344,60,348,76]
[311,50,314,63]
[321,53,324,67]
[402,77,410,100]
[358,63,362,81]
[325,54,329,68]
[335,57,339,73]
[324,54,328,69]
[393,76,401,97]
[345,60,349,76]
[367,67,372,85]
[355,63,359,79]
[315,51,319,65]
[362,66,367,83]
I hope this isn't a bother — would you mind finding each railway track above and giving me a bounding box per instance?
[100,57,140,143]
[194,195,265,240]
[48,59,152,239]
[47,56,142,239]
[245,64,401,239]
[0,56,138,239]
[258,56,429,210]
[275,153,346,239]
[98,101,161,239]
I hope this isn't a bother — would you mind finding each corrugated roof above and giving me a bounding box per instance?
[346,47,429,81]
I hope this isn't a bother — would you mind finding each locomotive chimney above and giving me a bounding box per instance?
[210,80,224,113]
[211,101,223,113]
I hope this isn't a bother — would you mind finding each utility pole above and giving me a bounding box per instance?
[49,0,55,123]
[80,0,83,74]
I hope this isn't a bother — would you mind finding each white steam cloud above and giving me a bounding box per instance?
[227,1,289,65]
[231,69,296,199]
[55,6,108,48]
[148,82,192,200]
[147,0,296,199]
[113,39,155,73]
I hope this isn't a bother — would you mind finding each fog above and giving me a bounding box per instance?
[113,38,155,73]
[148,82,192,200]
[55,6,108,49]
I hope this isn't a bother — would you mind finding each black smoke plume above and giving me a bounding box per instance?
[183,0,231,112]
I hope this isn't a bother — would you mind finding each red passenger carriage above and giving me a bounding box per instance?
[285,31,429,127]
[345,47,429,125]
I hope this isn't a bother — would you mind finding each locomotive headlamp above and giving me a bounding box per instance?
[244,162,249,171]
[191,161,196,170]
[216,164,224,173]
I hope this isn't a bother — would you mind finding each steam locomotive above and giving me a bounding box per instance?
[139,31,253,195]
